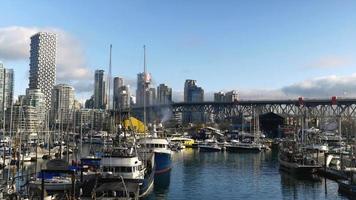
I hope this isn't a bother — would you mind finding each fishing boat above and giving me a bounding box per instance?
[139,137,172,174]
[278,140,322,175]
[95,144,155,199]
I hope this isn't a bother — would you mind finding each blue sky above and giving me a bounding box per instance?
[1,0,356,101]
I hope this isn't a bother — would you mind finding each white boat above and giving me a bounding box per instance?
[139,137,172,174]
[199,139,222,152]
[29,176,73,191]
[226,140,262,152]
[95,145,155,198]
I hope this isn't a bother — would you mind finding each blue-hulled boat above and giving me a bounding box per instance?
[139,137,172,174]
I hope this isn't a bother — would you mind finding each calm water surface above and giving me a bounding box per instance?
[146,149,350,200]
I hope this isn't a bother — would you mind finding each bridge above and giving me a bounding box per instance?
[117,97,356,122]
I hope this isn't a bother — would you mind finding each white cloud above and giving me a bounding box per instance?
[306,56,352,69]
[282,74,356,98]
[0,26,92,92]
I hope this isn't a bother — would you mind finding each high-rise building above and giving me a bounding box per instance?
[113,77,124,110]
[214,91,225,102]
[225,90,239,102]
[183,79,204,123]
[136,72,145,106]
[25,88,46,124]
[51,84,75,125]
[94,70,107,109]
[147,88,156,105]
[85,95,95,109]
[136,72,153,106]
[213,90,239,102]
[0,63,14,129]
[157,84,172,104]
[29,32,57,111]
[118,85,131,109]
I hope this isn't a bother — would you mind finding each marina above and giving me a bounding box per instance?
[0,144,352,200]
[2,1,356,199]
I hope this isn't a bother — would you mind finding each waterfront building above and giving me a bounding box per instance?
[25,88,46,125]
[51,84,75,126]
[183,79,204,124]
[28,32,57,111]
[75,108,110,131]
[8,96,42,134]
[0,63,14,129]
[157,84,172,104]
[94,69,107,109]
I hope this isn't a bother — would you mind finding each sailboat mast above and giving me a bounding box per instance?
[143,45,147,134]
[108,44,112,110]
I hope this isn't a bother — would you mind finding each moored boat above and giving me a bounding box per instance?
[139,137,172,174]
[199,140,221,152]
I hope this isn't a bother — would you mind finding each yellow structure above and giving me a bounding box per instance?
[123,117,147,133]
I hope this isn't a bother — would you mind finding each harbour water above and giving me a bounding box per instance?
[146,149,349,200]
[0,146,351,199]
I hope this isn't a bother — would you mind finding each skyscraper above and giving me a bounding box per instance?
[214,91,225,102]
[136,72,146,106]
[157,84,172,104]
[118,85,131,109]
[184,79,204,123]
[51,84,75,125]
[0,63,14,129]
[136,72,154,106]
[225,90,239,102]
[94,70,107,109]
[29,32,57,111]
[113,77,124,110]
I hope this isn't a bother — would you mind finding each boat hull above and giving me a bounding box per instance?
[139,167,155,197]
[338,181,356,196]
[279,158,321,175]
[29,181,72,191]
[199,146,221,152]
[226,146,261,153]
[155,152,172,174]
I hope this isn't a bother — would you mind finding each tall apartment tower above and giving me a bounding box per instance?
[113,77,124,110]
[94,70,107,109]
[157,84,172,104]
[136,72,146,106]
[51,84,75,125]
[28,32,57,111]
[0,63,14,128]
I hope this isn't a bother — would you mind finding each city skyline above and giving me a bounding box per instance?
[1,1,356,102]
